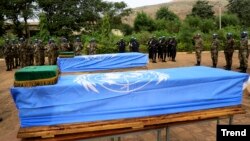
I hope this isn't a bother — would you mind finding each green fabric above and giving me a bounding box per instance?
[59,51,75,55]
[15,65,58,81]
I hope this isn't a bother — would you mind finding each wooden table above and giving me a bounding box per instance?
[18,105,245,141]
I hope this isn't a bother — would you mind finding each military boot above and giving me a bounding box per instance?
[240,68,247,73]
[213,63,217,68]
[195,61,200,66]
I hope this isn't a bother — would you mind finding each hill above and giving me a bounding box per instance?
[123,0,228,26]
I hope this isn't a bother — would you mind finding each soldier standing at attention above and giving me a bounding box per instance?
[60,38,71,51]
[116,38,126,53]
[151,36,159,63]
[224,33,235,70]
[4,39,13,71]
[239,31,248,73]
[162,37,168,62]
[147,37,153,60]
[11,39,19,68]
[193,33,203,66]
[74,37,83,55]
[28,40,34,66]
[158,37,164,61]
[170,36,177,62]
[210,34,220,68]
[19,38,27,67]
[38,40,45,65]
[34,39,40,65]
[87,38,97,55]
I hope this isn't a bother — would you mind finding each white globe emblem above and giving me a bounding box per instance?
[74,70,170,93]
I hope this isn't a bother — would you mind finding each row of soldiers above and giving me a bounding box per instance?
[148,36,177,63]
[3,37,88,71]
[193,31,249,73]
[116,36,178,64]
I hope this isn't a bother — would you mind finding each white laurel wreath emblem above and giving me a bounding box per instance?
[74,71,170,93]
[79,54,117,61]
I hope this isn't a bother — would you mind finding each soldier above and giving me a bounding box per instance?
[19,38,27,67]
[74,37,83,55]
[224,33,235,70]
[170,36,177,62]
[167,37,172,60]
[38,40,45,65]
[150,36,159,63]
[46,39,58,65]
[87,38,97,55]
[147,37,153,60]
[129,37,139,52]
[239,31,248,73]
[210,34,220,68]
[116,38,126,53]
[34,39,40,65]
[11,39,19,68]
[193,33,203,66]
[3,39,13,71]
[162,37,168,62]
[28,40,34,66]
[60,38,71,51]
[158,37,165,61]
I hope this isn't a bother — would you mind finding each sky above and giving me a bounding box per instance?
[105,0,173,8]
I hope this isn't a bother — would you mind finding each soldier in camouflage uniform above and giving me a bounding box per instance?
[210,34,220,68]
[4,39,13,71]
[46,39,58,65]
[28,41,34,66]
[39,40,45,65]
[11,39,19,68]
[169,37,177,62]
[19,38,27,67]
[239,31,248,73]
[74,37,83,55]
[87,38,97,55]
[193,33,203,66]
[34,39,40,65]
[60,38,71,51]
[224,33,235,70]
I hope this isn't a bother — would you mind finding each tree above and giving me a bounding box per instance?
[227,0,250,27]
[0,0,6,36]
[101,14,111,39]
[38,13,50,42]
[156,7,179,21]
[190,0,214,19]
[219,13,240,27]
[134,12,155,32]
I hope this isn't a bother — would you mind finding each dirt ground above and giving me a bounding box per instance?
[0,51,249,141]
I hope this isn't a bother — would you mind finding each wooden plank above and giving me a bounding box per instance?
[18,105,245,140]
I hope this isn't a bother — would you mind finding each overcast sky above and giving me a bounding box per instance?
[105,0,173,8]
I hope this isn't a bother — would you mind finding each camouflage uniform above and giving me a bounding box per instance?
[147,37,153,59]
[117,38,126,53]
[87,39,97,55]
[28,42,34,66]
[224,33,235,70]
[239,32,248,73]
[129,38,139,52]
[3,40,13,71]
[39,40,45,65]
[34,40,40,65]
[211,34,220,68]
[19,38,28,67]
[74,38,83,55]
[60,38,71,51]
[46,40,58,65]
[11,39,19,68]
[194,34,203,66]
[162,37,169,62]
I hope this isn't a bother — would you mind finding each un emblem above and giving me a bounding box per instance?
[74,70,170,93]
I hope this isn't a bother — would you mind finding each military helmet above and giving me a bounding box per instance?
[226,33,232,39]
[241,31,248,38]
[76,37,80,41]
[212,33,218,39]
[19,37,24,41]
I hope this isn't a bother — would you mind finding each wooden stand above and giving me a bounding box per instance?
[18,105,245,141]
